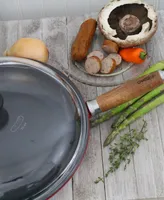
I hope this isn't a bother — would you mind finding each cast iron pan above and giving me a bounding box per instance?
[0,57,163,200]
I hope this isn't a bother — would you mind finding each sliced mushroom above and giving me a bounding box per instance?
[97,0,157,48]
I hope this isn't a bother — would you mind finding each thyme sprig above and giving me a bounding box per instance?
[95,120,148,184]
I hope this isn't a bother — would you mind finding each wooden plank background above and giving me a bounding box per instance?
[47,10,164,200]
[0,4,164,200]
[0,0,160,21]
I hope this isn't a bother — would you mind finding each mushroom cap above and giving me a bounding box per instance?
[97,0,158,48]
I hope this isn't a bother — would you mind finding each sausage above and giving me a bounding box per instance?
[101,57,116,74]
[85,56,101,74]
[87,50,104,61]
[108,53,122,66]
[71,19,97,62]
[102,40,119,54]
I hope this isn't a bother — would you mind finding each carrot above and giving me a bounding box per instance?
[119,48,147,64]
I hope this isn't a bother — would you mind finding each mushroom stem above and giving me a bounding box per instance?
[119,14,141,34]
[140,52,147,60]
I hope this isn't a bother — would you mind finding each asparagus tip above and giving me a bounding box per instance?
[103,140,110,147]
[111,124,115,129]
[111,124,117,129]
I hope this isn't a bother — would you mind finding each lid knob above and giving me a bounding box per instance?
[0,94,9,129]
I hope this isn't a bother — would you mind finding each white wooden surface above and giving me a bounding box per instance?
[1,9,164,200]
[49,10,164,200]
[0,0,160,21]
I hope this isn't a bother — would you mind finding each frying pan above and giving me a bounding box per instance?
[0,57,163,200]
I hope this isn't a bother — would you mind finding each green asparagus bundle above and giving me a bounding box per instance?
[90,97,139,127]
[104,92,164,147]
[90,61,164,128]
[112,84,164,128]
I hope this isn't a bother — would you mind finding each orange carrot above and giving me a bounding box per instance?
[119,48,147,64]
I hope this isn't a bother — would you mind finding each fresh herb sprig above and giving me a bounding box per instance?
[95,120,148,184]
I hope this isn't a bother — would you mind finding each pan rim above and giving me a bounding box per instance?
[0,57,90,200]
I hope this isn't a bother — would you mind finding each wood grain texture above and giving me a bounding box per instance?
[42,17,69,71]
[0,10,164,200]
[0,0,160,20]
[18,19,42,38]
[97,71,163,112]
[70,79,106,200]
[97,87,138,200]
[6,20,19,49]
[0,21,7,55]
[51,10,164,200]
[128,11,164,199]
[50,180,73,200]
[147,10,164,199]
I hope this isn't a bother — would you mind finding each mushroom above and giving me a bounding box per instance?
[97,0,158,48]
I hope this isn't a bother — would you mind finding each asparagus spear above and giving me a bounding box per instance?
[90,98,139,127]
[90,96,142,127]
[112,84,164,128]
[104,92,164,147]
[139,61,164,77]
[91,61,164,127]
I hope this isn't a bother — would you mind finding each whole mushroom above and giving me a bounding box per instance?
[97,0,158,48]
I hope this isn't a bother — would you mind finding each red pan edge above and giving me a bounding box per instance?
[47,123,91,199]
[47,101,92,199]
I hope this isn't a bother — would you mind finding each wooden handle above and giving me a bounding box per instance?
[96,71,163,112]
